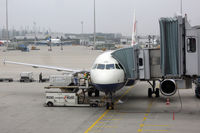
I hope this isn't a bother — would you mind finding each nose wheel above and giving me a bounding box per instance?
[148,80,160,98]
[105,92,114,110]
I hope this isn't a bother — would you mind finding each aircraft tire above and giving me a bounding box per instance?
[95,89,99,97]
[155,88,160,98]
[106,103,110,109]
[47,102,53,107]
[195,86,200,98]
[88,91,93,97]
[111,102,114,110]
[148,88,152,98]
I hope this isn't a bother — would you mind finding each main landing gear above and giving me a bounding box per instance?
[106,92,114,110]
[147,80,160,98]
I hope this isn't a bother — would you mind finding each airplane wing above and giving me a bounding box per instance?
[4,60,88,73]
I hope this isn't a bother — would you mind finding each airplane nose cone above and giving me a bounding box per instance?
[90,70,124,84]
[90,70,125,93]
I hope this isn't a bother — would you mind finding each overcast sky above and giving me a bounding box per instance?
[0,0,199,36]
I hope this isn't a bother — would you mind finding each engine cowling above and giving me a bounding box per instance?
[160,79,177,96]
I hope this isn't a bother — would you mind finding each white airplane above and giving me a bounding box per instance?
[4,50,129,109]
[46,38,61,45]
[0,40,10,45]
[49,39,61,44]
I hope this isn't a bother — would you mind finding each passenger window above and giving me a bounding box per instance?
[97,64,105,69]
[115,64,120,69]
[106,64,115,70]
[187,38,196,53]
[139,58,143,66]
[92,64,97,69]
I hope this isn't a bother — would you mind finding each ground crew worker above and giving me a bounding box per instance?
[84,72,88,79]
[39,72,42,82]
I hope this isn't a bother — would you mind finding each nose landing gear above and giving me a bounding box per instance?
[105,92,114,110]
[148,80,160,98]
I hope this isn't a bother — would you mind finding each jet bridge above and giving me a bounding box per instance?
[111,15,200,97]
[111,46,161,81]
[160,15,200,77]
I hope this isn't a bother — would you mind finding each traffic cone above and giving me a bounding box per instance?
[166,98,170,105]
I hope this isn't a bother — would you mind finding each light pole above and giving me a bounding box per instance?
[93,0,96,48]
[33,22,36,46]
[60,36,63,50]
[6,0,9,45]
[180,0,182,16]
[81,21,84,34]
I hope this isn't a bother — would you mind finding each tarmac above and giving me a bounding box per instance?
[0,45,200,133]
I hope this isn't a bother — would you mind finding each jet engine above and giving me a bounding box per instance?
[160,79,177,96]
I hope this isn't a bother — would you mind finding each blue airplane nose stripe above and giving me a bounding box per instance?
[93,83,125,93]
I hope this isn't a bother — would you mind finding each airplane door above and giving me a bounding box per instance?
[185,37,198,75]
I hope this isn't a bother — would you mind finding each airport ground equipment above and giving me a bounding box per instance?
[45,72,102,107]
[49,75,73,87]
[20,72,34,82]
[0,78,13,82]
[45,91,103,107]
[40,78,49,82]
[194,78,200,98]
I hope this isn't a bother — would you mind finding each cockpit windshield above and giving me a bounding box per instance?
[92,64,97,69]
[115,64,120,69]
[97,64,105,69]
[106,64,115,70]
[95,63,122,70]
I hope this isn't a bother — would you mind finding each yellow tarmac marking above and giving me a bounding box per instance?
[84,110,109,133]
[140,124,144,127]
[137,100,153,133]
[138,129,169,132]
[140,124,169,127]
[114,86,133,104]
[138,129,169,133]
[97,121,105,123]
[101,119,121,121]
[138,129,143,132]
[143,129,169,132]
[144,125,169,127]
[95,126,118,128]
[84,86,133,133]
[137,82,169,133]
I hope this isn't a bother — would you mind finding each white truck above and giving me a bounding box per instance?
[45,91,91,107]
[45,91,103,107]
[20,72,34,82]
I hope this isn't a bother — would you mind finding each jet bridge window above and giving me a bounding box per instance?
[97,64,105,69]
[187,38,196,53]
[139,58,143,66]
[106,64,115,70]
